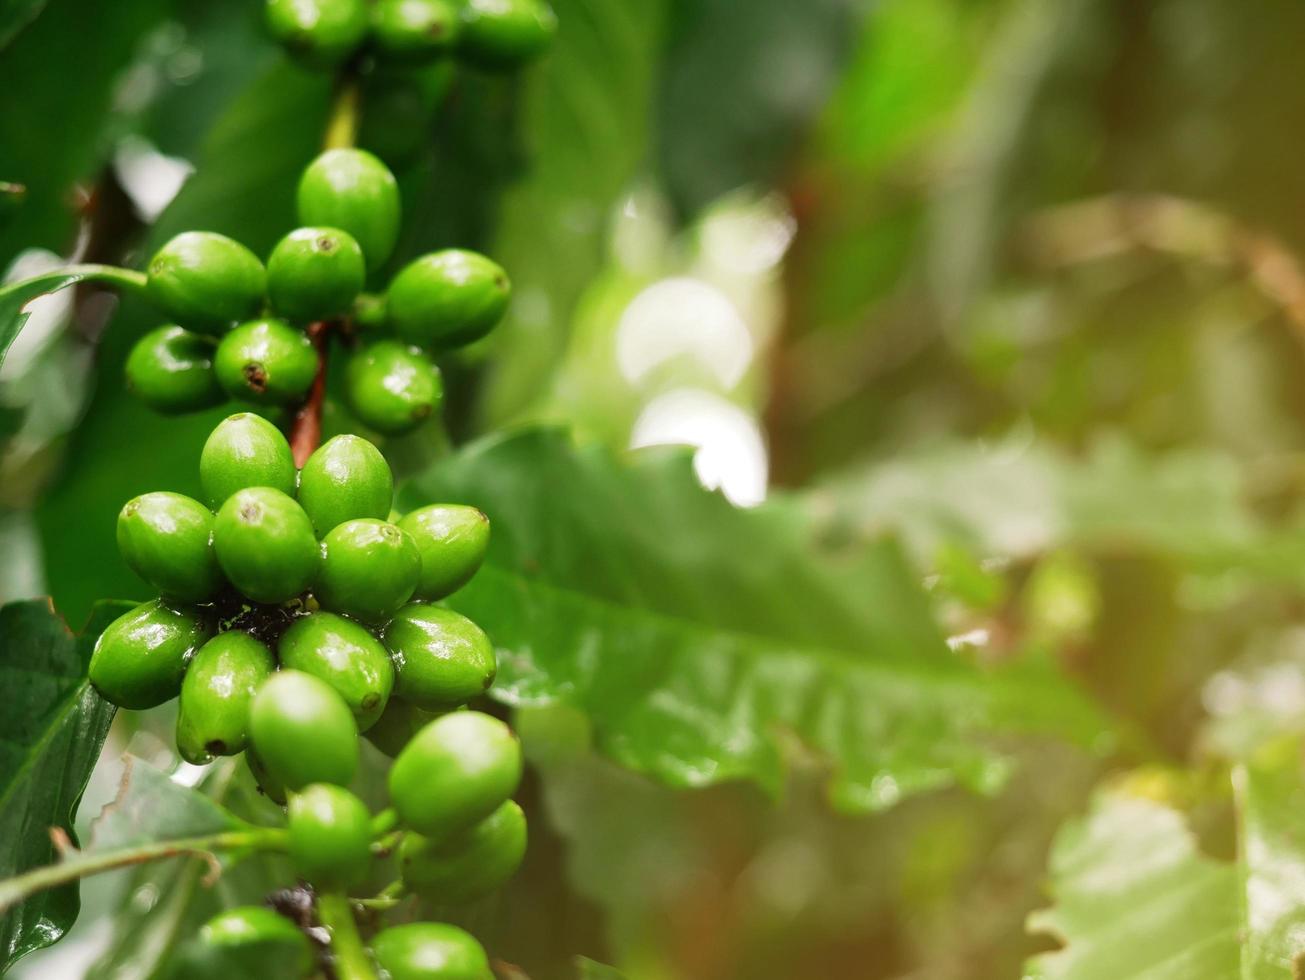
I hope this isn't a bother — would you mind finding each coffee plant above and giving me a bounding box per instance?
[5,1,1305,978]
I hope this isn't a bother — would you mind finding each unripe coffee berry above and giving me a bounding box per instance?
[344,340,444,435]
[146,231,265,329]
[200,412,297,509]
[277,612,394,730]
[287,784,373,889]
[384,604,496,709]
[266,227,365,322]
[197,906,314,979]
[296,149,400,271]
[364,697,439,757]
[316,519,420,623]
[176,632,275,764]
[90,600,213,710]
[215,319,318,405]
[458,0,556,71]
[400,800,526,903]
[297,434,393,536]
[124,326,223,414]
[371,0,461,62]
[399,504,489,600]
[265,0,368,67]
[213,487,319,603]
[387,249,510,349]
[117,491,224,603]
[249,670,359,790]
[371,923,492,980]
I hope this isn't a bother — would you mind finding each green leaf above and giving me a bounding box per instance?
[0,267,143,372]
[576,956,627,979]
[89,757,243,849]
[0,0,45,50]
[0,598,130,972]
[1026,742,1305,979]
[401,427,1109,811]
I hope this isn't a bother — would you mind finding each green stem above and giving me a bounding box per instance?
[353,879,407,911]
[323,75,361,151]
[318,891,379,980]
[370,808,398,837]
[371,829,405,856]
[0,827,287,914]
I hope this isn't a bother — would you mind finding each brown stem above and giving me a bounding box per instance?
[290,321,330,467]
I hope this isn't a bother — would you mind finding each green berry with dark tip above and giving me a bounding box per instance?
[401,799,525,903]
[249,670,359,790]
[117,492,224,603]
[213,487,319,603]
[176,632,276,765]
[246,745,288,804]
[458,0,556,71]
[146,231,266,329]
[371,0,461,62]
[398,504,489,600]
[389,710,521,838]
[265,0,369,67]
[215,319,318,406]
[287,784,372,889]
[124,326,223,414]
[344,340,443,435]
[277,611,394,730]
[371,923,492,980]
[297,434,393,536]
[364,697,441,757]
[316,519,420,623]
[267,226,365,322]
[384,604,496,709]
[196,906,314,979]
[200,413,297,509]
[89,600,213,710]
[296,149,400,271]
[387,250,510,349]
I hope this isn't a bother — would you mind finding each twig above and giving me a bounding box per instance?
[317,891,379,980]
[290,320,330,467]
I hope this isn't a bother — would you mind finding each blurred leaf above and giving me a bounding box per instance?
[0,599,129,973]
[402,427,1109,812]
[89,757,243,849]
[0,0,45,50]
[576,956,627,979]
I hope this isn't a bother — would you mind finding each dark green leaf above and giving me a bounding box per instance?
[0,598,130,972]
[0,0,44,51]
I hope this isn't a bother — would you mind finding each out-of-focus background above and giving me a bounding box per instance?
[7,0,1305,977]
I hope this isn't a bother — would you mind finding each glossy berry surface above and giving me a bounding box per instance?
[287,784,373,889]
[124,326,223,414]
[146,231,265,329]
[398,504,490,600]
[371,923,492,980]
[215,318,318,405]
[371,0,460,62]
[200,413,297,509]
[315,518,420,623]
[265,0,368,67]
[277,611,394,730]
[197,906,313,979]
[117,491,224,603]
[387,249,510,349]
[296,149,400,271]
[89,600,212,710]
[384,604,496,709]
[266,226,365,322]
[213,487,319,603]
[297,434,393,536]
[249,670,359,790]
[458,0,556,70]
[401,799,526,903]
[389,710,522,838]
[344,340,443,435]
[176,632,275,764]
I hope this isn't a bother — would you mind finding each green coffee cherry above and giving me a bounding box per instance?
[196,906,314,979]
[287,784,372,889]
[296,149,400,271]
[213,487,320,603]
[401,800,526,903]
[277,612,394,730]
[384,605,495,709]
[459,0,556,70]
[316,519,420,623]
[89,600,212,710]
[371,923,492,980]
[146,231,266,329]
[297,434,393,535]
[200,413,297,509]
[117,492,224,603]
[389,711,521,838]
[267,227,365,322]
[364,697,440,757]
[249,670,359,790]
[344,340,443,435]
[215,319,318,406]
[398,504,489,600]
[124,326,223,414]
[371,0,460,62]
[176,633,275,764]
[246,746,288,805]
[265,0,368,67]
[387,250,510,349]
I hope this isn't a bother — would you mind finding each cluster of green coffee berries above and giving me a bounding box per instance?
[266,0,556,73]
[125,148,512,436]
